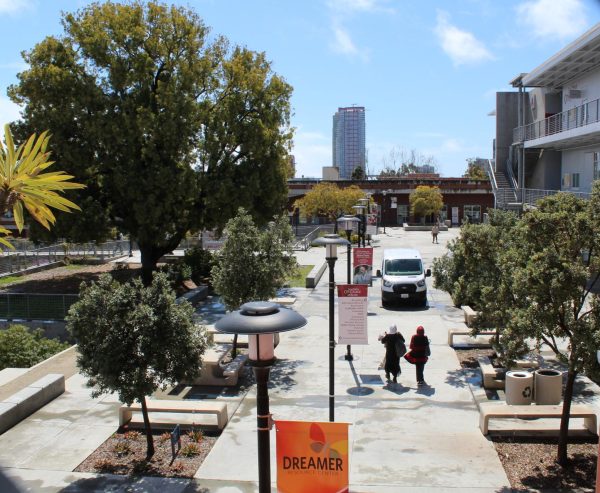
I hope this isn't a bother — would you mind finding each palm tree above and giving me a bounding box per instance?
[0,124,84,247]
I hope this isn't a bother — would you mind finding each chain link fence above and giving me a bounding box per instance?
[0,293,79,320]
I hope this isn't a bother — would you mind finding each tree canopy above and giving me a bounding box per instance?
[9,1,293,283]
[66,272,208,457]
[294,183,364,223]
[463,158,489,180]
[409,185,443,220]
[433,188,600,465]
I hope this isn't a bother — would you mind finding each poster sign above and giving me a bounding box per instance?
[337,284,368,345]
[276,420,349,493]
[366,213,378,235]
[352,247,373,285]
[390,197,397,209]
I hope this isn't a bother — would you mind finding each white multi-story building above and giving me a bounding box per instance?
[492,23,600,208]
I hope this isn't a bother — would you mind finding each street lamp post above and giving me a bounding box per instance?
[312,234,350,422]
[215,302,307,493]
[352,204,367,247]
[359,197,371,246]
[382,190,387,234]
[337,215,361,362]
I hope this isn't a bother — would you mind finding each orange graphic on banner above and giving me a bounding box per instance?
[276,420,349,493]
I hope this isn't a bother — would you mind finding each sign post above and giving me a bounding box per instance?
[170,424,181,462]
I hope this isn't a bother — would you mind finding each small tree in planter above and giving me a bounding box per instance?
[409,185,443,223]
[66,273,208,458]
[494,189,600,465]
[211,208,297,355]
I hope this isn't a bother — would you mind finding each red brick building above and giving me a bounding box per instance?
[288,175,494,226]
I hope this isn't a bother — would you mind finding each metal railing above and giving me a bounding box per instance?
[0,293,79,320]
[514,97,600,143]
[293,225,334,251]
[523,188,591,206]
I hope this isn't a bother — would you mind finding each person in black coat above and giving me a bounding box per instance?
[379,325,405,383]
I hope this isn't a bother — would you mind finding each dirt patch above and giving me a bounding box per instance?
[0,263,142,294]
[493,437,596,492]
[74,428,218,478]
[455,347,598,491]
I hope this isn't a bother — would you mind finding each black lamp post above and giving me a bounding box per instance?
[382,190,387,234]
[312,234,350,422]
[215,301,307,493]
[336,215,361,362]
[352,204,367,247]
[360,197,371,246]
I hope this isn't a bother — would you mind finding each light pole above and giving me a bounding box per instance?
[337,215,361,362]
[352,204,367,247]
[215,302,307,493]
[359,196,371,246]
[382,190,387,234]
[312,234,350,422]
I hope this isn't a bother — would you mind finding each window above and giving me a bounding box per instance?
[594,152,600,181]
[463,205,481,223]
[439,205,448,222]
[562,173,571,188]
[396,205,408,225]
[572,173,580,188]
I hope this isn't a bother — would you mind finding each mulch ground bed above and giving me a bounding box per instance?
[0,263,142,294]
[455,347,598,491]
[74,428,218,478]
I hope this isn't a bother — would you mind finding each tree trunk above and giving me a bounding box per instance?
[140,395,155,459]
[557,367,577,466]
[231,333,238,359]
[138,236,182,286]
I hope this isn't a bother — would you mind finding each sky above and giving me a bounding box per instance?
[1,0,600,178]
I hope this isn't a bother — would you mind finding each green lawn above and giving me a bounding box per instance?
[286,265,314,287]
[0,276,25,286]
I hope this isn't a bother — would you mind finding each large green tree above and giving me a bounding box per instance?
[9,1,293,284]
[294,183,364,224]
[66,273,208,458]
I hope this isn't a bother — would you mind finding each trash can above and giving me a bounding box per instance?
[505,371,533,405]
[534,369,562,405]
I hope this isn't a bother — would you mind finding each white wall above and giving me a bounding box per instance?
[563,69,600,111]
[561,146,600,194]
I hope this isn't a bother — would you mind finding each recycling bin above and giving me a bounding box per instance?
[534,369,563,405]
[505,370,533,405]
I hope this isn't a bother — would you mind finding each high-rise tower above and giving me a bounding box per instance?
[332,106,366,179]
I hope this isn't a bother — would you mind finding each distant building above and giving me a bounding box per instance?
[322,166,340,180]
[332,106,366,179]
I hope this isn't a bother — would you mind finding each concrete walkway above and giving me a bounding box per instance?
[0,227,516,491]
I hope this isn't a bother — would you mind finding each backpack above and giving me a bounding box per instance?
[395,337,407,357]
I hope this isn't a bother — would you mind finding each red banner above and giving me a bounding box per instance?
[276,420,349,493]
[352,247,373,285]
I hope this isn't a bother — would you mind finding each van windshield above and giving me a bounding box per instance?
[385,259,422,276]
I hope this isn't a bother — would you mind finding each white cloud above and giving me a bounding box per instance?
[434,11,494,65]
[516,0,587,40]
[329,24,369,61]
[0,0,34,15]
[292,130,331,178]
[327,0,393,14]
[0,96,22,124]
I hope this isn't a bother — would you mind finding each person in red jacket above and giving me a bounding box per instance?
[406,325,430,386]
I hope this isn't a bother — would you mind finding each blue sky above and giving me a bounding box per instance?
[1,0,600,178]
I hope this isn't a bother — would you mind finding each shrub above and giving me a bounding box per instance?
[183,246,213,284]
[188,429,203,443]
[0,325,70,371]
[181,443,200,457]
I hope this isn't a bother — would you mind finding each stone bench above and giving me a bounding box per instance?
[447,328,496,347]
[462,306,479,327]
[0,373,65,434]
[479,402,597,435]
[119,399,228,430]
[183,346,249,387]
[306,261,327,288]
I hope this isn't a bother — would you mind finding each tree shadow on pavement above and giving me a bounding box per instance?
[267,358,305,392]
[445,368,479,388]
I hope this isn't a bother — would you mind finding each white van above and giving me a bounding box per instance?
[377,248,431,307]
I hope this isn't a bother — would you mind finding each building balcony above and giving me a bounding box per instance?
[513,98,600,150]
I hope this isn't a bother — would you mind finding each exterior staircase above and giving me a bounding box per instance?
[490,168,519,211]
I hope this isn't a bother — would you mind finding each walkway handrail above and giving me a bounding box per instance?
[293,226,333,251]
[514,97,600,143]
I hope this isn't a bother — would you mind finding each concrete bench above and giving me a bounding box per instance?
[448,328,496,347]
[462,306,479,327]
[479,402,597,435]
[306,261,327,288]
[183,346,249,386]
[119,399,228,430]
[0,373,65,434]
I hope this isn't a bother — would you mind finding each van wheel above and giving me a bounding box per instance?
[421,299,428,307]
[382,300,389,308]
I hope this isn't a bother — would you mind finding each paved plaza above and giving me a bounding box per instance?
[0,226,553,492]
